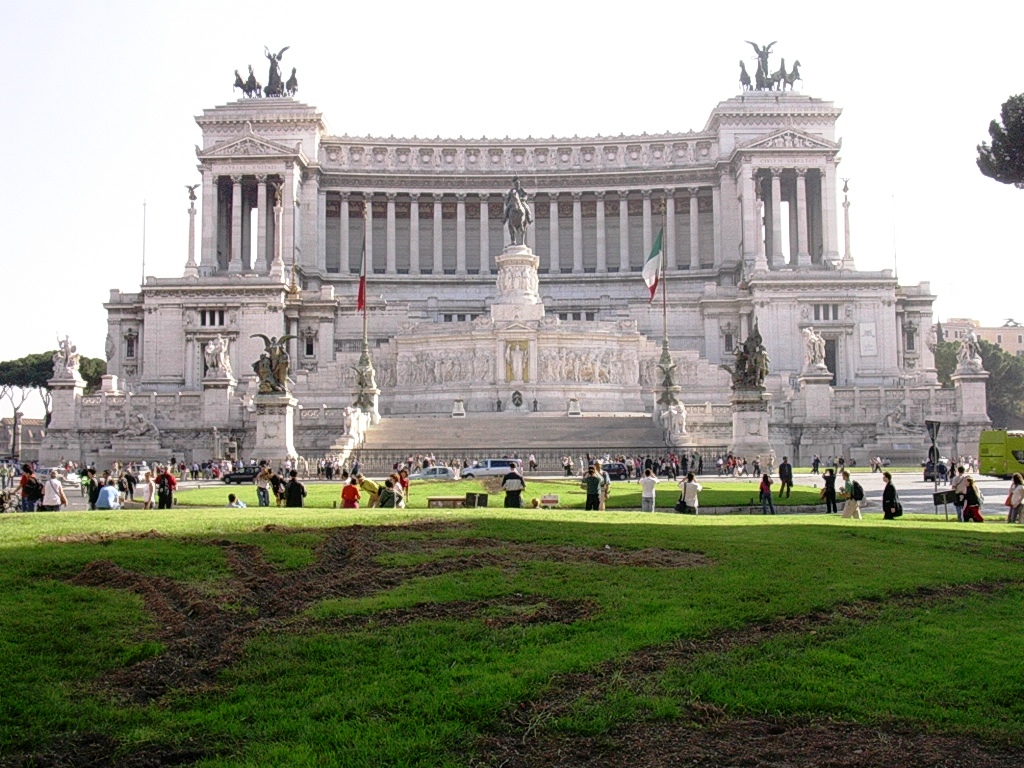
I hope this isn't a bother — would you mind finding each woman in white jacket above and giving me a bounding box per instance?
[1008,473,1024,523]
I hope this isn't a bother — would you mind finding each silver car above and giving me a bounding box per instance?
[408,466,459,481]
[460,459,522,479]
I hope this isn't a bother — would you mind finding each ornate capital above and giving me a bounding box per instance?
[571,191,583,200]
[478,192,490,202]
[385,192,397,201]
[433,193,444,202]
[255,174,268,183]
[664,187,675,197]
[230,174,243,184]
[594,190,606,200]
[640,189,653,199]
[363,191,374,202]
[770,167,783,177]
[455,192,467,202]
[689,186,700,198]
[795,167,809,177]
[339,191,350,200]
[617,190,630,201]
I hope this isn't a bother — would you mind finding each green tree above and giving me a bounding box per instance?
[0,351,106,425]
[977,339,1024,429]
[977,94,1024,189]
[933,340,959,386]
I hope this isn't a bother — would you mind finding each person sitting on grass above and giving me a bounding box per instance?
[95,479,122,510]
[227,493,247,508]
[341,477,361,508]
[378,479,399,508]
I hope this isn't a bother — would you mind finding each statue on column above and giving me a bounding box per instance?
[52,335,81,378]
[502,175,533,246]
[955,330,984,373]
[204,335,232,378]
[250,334,295,393]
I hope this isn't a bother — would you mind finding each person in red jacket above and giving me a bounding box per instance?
[341,477,361,508]
[154,465,178,510]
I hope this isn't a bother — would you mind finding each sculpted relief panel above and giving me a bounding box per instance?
[538,348,639,386]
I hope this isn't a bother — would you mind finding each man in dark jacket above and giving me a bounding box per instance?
[778,456,794,498]
[284,469,306,508]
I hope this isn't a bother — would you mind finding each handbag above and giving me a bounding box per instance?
[1004,494,1013,508]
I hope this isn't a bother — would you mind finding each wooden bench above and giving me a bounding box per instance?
[539,494,560,509]
[427,496,466,509]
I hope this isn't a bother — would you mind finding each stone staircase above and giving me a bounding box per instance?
[353,412,676,471]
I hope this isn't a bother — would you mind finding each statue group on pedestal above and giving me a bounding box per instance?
[233,46,298,99]
[51,335,81,378]
[251,334,295,394]
[740,41,801,92]
[723,322,770,389]
[204,335,232,378]
[955,330,985,373]
[802,326,827,371]
[503,176,533,246]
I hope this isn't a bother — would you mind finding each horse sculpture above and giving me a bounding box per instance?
[243,65,261,98]
[783,60,802,90]
[770,58,787,91]
[285,67,298,97]
[504,194,529,245]
[737,61,753,91]
[233,69,245,95]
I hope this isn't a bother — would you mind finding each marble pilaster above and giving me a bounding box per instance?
[228,175,243,273]
[595,191,607,273]
[688,187,700,271]
[571,192,584,274]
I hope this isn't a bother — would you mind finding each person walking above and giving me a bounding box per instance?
[1007,473,1024,524]
[284,470,306,508]
[594,461,612,510]
[256,465,272,507]
[951,465,970,523]
[839,470,862,519]
[154,465,177,510]
[881,471,903,520]
[822,468,838,514]
[963,477,984,522]
[639,468,659,512]
[759,473,776,515]
[678,472,702,514]
[39,469,68,512]
[778,456,794,498]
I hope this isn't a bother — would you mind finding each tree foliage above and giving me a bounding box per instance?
[977,94,1024,189]
[977,339,1024,429]
[0,351,106,418]
[933,340,959,386]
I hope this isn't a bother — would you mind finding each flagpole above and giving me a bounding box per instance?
[661,193,668,345]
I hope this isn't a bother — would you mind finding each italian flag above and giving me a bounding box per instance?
[356,228,367,312]
[642,227,664,302]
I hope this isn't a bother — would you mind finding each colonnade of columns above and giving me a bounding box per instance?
[752,165,837,270]
[318,189,722,276]
[208,174,284,274]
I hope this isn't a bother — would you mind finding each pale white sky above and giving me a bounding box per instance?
[2,1,1022,417]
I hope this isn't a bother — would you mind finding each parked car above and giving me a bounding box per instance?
[408,466,459,481]
[922,458,949,482]
[602,462,629,481]
[460,459,523,479]
[222,466,260,484]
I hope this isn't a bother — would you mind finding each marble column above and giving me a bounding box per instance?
[665,190,677,270]
[200,166,216,272]
[363,192,374,273]
[385,192,397,274]
[770,168,783,268]
[572,192,584,273]
[317,188,327,273]
[256,175,268,272]
[642,189,653,260]
[618,190,630,272]
[455,193,467,275]
[713,171,724,268]
[740,164,758,262]
[822,162,839,260]
[478,194,490,275]
[282,164,295,270]
[688,187,701,271]
[409,194,420,275]
[339,191,350,274]
[753,171,769,273]
[595,191,607,273]
[228,175,243,273]
[795,168,810,267]
[432,193,443,274]
[548,195,560,273]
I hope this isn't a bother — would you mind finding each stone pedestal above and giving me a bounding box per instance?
[798,369,833,420]
[451,399,466,418]
[491,245,545,322]
[253,393,297,464]
[567,397,582,417]
[729,388,772,457]
[952,369,991,459]
[202,374,237,425]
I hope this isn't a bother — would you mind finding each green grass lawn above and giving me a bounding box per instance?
[173,478,821,511]
[1,507,1022,766]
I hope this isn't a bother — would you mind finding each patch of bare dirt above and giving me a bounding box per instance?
[39,530,167,545]
[0,733,220,768]
[474,580,1024,768]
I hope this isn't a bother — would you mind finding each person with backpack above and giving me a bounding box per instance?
[759,473,776,515]
[840,470,863,519]
[39,469,69,512]
[154,465,177,510]
[19,465,43,512]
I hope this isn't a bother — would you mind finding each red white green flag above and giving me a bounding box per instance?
[357,223,367,312]
[642,227,664,302]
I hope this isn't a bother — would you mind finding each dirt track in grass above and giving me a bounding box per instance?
[6,523,1023,767]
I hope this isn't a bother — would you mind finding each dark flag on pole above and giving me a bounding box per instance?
[357,212,367,312]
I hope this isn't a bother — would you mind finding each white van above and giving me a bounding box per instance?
[460,459,523,479]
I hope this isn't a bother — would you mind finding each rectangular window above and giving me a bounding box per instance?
[125,336,136,358]
[200,309,226,327]
[998,334,1003,344]
[724,333,734,352]
[906,332,915,352]
[832,304,839,320]
[305,339,315,357]
[813,305,820,321]
[585,312,595,321]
